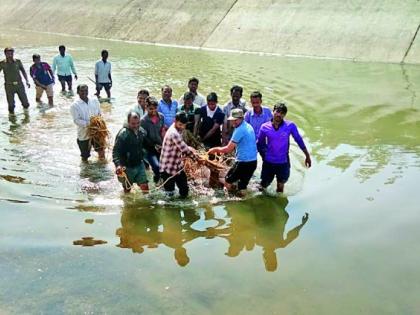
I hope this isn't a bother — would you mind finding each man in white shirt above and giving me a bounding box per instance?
[52,45,77,92]
[178,77,206,107]
[95,50,112,98]
[70,84,104,161]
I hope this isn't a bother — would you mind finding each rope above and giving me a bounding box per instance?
[118,166,185,193]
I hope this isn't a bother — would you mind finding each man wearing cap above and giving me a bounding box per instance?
[208,108,257,194]
[29,54,55,106]
[0,47,31,114]
[257,102,311,193]
[70,84,104,162]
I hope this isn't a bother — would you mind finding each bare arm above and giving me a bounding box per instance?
[208,141,236,155]
[291,123,311,167]
[48,67,55,82]
[19,61,30,88]
[52,56,57,74]
[70,56,77,79]
[108,63,112,84]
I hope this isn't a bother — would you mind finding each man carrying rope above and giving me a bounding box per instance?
[160,112,203,198]
[113,112,150,193]
[70,84,105,162]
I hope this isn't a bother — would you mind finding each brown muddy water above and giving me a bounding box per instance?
[0,30,419,314]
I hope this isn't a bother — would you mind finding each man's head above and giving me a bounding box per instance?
[206,92,218,111]
[175,111,188,131]
[183,92,194,109]
[59,45,66,56]
[32,54,41,64]
[161,85,172,102]
[137,89,150,107]
[250,91,263,109]
[146,96,158,116]
[4,47,14,59]
[273,102,287,123]
[77,84,89,100]
[101,49,108,61]
[230,85,243,105]
[227,108,244,128]
[127,112,140,131]
[188,77,199,94]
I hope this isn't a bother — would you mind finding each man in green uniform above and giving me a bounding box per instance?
[0,47,31,114]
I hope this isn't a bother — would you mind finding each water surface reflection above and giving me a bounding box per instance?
[117,197,308,271]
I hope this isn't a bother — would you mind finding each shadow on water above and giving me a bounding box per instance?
[116,196,309,272]
[79,160,114,183]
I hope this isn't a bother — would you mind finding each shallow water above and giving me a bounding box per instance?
[0,30,420,314]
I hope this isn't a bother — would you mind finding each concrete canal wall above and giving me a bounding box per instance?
[0,0,419,64]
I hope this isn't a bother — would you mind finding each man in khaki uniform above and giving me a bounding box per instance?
[0,47,31,114]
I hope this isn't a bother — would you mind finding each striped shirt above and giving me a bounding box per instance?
[159,124,194,175]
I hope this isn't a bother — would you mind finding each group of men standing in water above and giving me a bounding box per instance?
[108,76,312,198]
[0,45,111,112]
[1,45,311,198]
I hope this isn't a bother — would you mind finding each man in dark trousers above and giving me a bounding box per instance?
[0,47,31,114]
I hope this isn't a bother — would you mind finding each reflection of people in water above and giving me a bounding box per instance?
[116,205,160,254]
[223,196,309,272]
[116,197,308,271]
[116,200,201,267]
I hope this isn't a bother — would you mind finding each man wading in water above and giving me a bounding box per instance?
[70,84,105,162]
[52,45,77,93]
[0,47,31,114]
[257,102,311,193]
[94,49,112,99]
[30,54,55,106]
[208,108,257,196]
[159,112,203,198]
[113,112,150,193]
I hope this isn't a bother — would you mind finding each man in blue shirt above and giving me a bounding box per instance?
[52,45,77,93]
[244,91,273,138]
[257,102,311,193]
[30,54,55,106]
[158,85,178,130]
[208,108,257,195]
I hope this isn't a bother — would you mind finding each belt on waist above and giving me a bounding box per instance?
[5,81,21,86]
